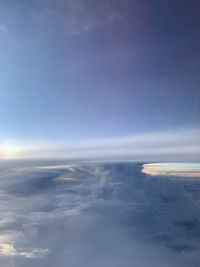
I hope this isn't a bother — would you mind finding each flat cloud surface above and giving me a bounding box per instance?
[143,163,200,179]
[0,161,200,266]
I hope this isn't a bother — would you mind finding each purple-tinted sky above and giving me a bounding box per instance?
[0,0,200,159]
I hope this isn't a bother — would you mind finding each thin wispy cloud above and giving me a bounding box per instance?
[1,128,200,161]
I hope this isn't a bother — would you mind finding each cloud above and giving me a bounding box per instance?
[0,232,49,259]
[0,242,48,258]
[142,163,200,179]
[1,128,200,161]
[0,162,200,266]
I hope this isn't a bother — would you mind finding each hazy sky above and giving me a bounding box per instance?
[0,0,200,159]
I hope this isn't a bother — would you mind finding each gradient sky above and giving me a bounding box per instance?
[0,0,200,159]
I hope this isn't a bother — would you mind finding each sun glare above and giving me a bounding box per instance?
[0,144,21,160]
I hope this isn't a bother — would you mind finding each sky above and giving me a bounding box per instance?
[0,0,200,160]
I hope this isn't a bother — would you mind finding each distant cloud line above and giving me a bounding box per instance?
[0,128,200,161]
[142,163,200,178]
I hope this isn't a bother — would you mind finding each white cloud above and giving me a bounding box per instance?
[0,162,200,266]
[142,163,200,178]
[0,234,49,258]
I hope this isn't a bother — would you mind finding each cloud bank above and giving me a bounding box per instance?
[142,163,200,179]
[0,162,200,266]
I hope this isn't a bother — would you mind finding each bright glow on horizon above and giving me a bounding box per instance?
[142,163,200,178]
[0,144,22,160]
[0,128,200,161]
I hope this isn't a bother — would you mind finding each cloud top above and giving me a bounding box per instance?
[142,163,200,178]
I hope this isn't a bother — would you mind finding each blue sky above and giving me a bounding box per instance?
[0,0,200,159]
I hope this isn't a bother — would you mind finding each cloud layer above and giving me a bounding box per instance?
[0,162,200,266]
[142,163,200,179]
[1,128,200,161]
